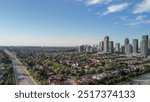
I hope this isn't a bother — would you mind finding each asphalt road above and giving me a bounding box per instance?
[4,49,36,85]
[131,73,150,85]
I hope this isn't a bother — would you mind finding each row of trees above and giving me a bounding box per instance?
[2,65,15,85]
[0,50,15,85]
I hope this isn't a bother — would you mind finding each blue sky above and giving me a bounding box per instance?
[0,0,150,46]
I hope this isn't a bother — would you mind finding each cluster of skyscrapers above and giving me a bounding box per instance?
[79,35,150,57]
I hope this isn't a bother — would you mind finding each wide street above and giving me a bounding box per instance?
[4,49,36,85]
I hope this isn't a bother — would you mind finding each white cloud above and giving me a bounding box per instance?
[119,15,150,27]
[126,20,150,27]
[82,0,112,6]
[102,3,128,16]
[135,15,146,21]
[133,0,150,14]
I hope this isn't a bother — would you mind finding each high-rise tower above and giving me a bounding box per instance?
[132,39,138,53]
[124,38,129,54]
[115,43,120,53]
[140,40,148,57]
[109,41,114,53]
[104,36,109,52]
[126,44,133,55]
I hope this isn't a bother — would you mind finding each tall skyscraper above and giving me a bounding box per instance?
[109,41,114,53]
[79,45,85,52]
[79,46,82,52]
[140,40,148,57]
[99,41,104,52]
[120,46,125,53]
[148,38,150,50]
[124,38,129,54]
[104,36,109,52]
[95,44,99,52]
[86,45,92,52]
[115,43,120,53]
[142,35,148,44]
[132,39,138,53]
[126,44,133,55]
[141,35,149,56]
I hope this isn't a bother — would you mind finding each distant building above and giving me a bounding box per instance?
[115,43,120,53]
[149,38,150,49]
[140,40,148,57]
[86,45,92,53]
[148,38,150,54]
[95,44,99,52]
[79,35,149,56]
[132,39,138,53]
[92,45,98,53]
[79,45,85,52]
[142,35,148,44]
[124,38,129,54]
[109,41,114,53]
[126,44,133,55]
[99,41,104,52]
[120,46,125,53]
[104,36,109,52]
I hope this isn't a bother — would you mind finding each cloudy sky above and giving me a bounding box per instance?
[0,0,150,46]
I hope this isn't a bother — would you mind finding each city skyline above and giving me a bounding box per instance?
[0,0,150,46]
[79,34,150,57]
